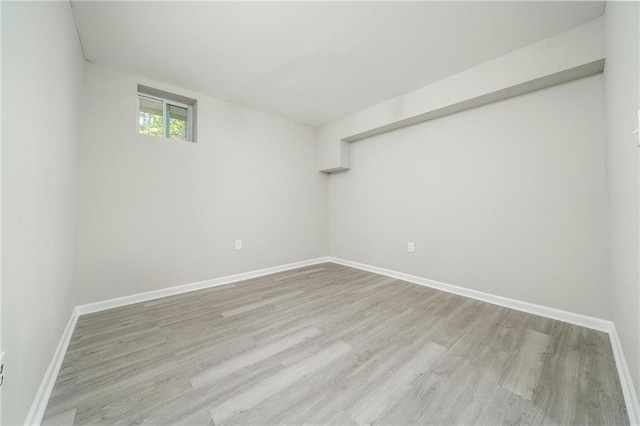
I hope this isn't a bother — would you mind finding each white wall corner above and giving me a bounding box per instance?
[327,256,638,425]
[26,256,638,425]
[76,257,332,315]
[609,323,640,425]
[318,136,350,173]
[26,257,332,424]
[317,17,605,173]
[24,308,80,426]
[327,257,611,331]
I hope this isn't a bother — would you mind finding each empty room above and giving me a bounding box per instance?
[1,0,639,425]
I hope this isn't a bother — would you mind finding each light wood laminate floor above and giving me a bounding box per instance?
[42,263,628,425]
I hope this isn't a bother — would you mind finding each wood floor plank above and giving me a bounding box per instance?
[190,325,322,389]
[40,408,76,426]
[137,358,283,425]
[220,290,305,318]
[209,340,353,424]
[42,263,629,425]
[498,329,550,400]
[347,341,447,425]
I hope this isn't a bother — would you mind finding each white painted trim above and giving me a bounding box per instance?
[328,256,640,425]
[608,323,640,426]
[26,257,330,425]
[76,257,331,315]
[27,256,639,426]
[328,257,611,331]
[24,307,80,426]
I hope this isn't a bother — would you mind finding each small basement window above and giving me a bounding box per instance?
[137,85,197,142]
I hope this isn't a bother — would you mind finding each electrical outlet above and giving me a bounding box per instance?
[407,242,414,253]
[235,240,242,250]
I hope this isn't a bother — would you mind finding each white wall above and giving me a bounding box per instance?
[76,63,328,304]
[0,2,630,422]
[604,0,640,406]
[318,19,605,172]
[329,75,610,319]
[1,2,84,424]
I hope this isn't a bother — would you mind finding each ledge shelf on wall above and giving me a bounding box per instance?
[318,18,605,174]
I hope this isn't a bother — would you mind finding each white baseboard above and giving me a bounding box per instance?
[27,255,639,425]
[76,257,331,315]
[328,257,611,331]
[328,256,639,425]
[24,307,80,426]
[26,256,330,425]
[608,324,640,425]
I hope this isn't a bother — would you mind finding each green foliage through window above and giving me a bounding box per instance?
[139,97,164,136]
[138,94,192,142]
[167,104,188,140]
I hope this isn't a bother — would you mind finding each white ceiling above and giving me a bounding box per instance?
[71,1,604,127]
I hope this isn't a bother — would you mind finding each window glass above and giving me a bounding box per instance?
[138,97,163,137]
[137,86,196,142]
[167,104,188,141]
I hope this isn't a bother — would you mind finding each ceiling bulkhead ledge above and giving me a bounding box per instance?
[317,18,605,173]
